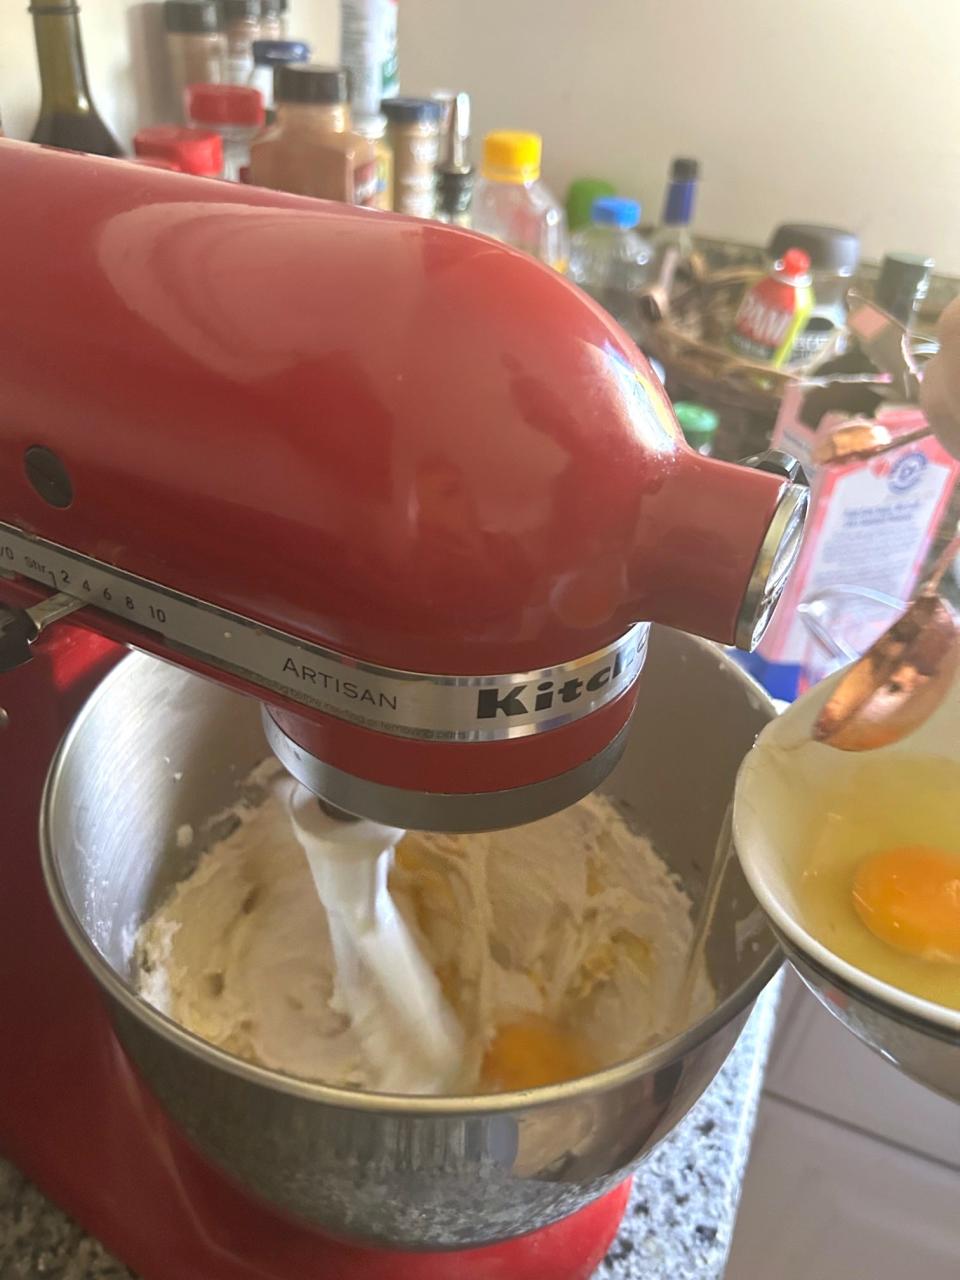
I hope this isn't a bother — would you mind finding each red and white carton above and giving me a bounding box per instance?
[757,381,960,693]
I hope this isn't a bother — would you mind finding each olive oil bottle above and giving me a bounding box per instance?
[29,1,124,157]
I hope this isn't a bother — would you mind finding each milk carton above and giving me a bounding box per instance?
[749,380,959,699]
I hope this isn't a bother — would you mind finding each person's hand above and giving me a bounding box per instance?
[920,294,960,459]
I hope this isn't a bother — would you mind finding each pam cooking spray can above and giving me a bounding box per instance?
[730,248,814,367]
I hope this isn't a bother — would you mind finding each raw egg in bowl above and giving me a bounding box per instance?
[733,664,960,1101]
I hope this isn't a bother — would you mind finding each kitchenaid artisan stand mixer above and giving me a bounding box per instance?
[0,139,803,1277]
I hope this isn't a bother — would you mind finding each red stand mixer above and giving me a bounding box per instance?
[0,139,804,1278]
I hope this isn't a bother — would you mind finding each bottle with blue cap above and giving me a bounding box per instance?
[650,157,699,279]
[248,39,310,116]
[568,195,653,338]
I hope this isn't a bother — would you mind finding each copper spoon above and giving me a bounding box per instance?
[813,532,960,750]
[811,420,932,467]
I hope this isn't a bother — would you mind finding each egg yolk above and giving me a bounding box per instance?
[481,1015,596,1091]
[852,846,960,963]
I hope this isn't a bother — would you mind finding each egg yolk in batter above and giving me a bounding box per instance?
[852,846,960,963]
[481,1015,596,1091]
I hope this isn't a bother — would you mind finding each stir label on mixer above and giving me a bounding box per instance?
[0,523,648,741]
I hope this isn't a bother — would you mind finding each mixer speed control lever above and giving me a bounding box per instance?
[0,593,85,672]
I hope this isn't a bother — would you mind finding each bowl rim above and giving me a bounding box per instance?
[40,645,783,1117]
[783,942,960,1046]
[734,726,960,1040]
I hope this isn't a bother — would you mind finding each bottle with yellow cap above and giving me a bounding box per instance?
[471,130,569,272]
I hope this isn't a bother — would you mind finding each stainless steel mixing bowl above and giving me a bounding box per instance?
[41,630,779,1248]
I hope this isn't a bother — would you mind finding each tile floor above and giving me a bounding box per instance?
[726,973,960,1279]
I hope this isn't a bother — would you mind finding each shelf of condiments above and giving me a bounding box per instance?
[666,232,936,456]
[18,1,945,408]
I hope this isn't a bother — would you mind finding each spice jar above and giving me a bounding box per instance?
[259,0,285,40]
[163,1,224,120]
[133,124,224,176]
[249,64,379,205]
[382,97,442,218]
[222,0,262,84]
[354,113,393,210]
[186,83,265,180]
[248,38,310,117]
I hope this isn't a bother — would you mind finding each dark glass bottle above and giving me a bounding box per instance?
[29,0,124,157]
[875,253,935,329]
[818,251,935,383]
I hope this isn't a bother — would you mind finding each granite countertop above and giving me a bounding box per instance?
[601,975,781,1278]
[0,977,781,1280]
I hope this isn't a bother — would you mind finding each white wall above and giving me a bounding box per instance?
[3,0,959,271]
[397,0,960,273]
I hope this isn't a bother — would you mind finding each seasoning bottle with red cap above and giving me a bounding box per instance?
[185,83,265,181]
[248,64,378,205]
[133,124,224,177]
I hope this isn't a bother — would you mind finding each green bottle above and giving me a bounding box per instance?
[29,0,124,157]
[674,402,719,456]
[565,177,616,232]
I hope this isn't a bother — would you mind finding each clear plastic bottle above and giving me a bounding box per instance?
[568,196,652,336]
[470,131,568,272]
[650,156,699,278]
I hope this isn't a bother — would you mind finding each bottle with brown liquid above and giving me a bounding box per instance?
[29,0,123,157]
[249,64,378,205]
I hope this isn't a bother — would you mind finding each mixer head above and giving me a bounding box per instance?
[260,464,805,832]
[0,141,806,832]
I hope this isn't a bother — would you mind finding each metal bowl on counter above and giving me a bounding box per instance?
[734,668,960,1103]
[40,630,779,1249]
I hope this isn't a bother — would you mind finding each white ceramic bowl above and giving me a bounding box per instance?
[734,666,960,1101]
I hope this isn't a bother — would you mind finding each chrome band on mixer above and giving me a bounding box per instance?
[0,523,648,742]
